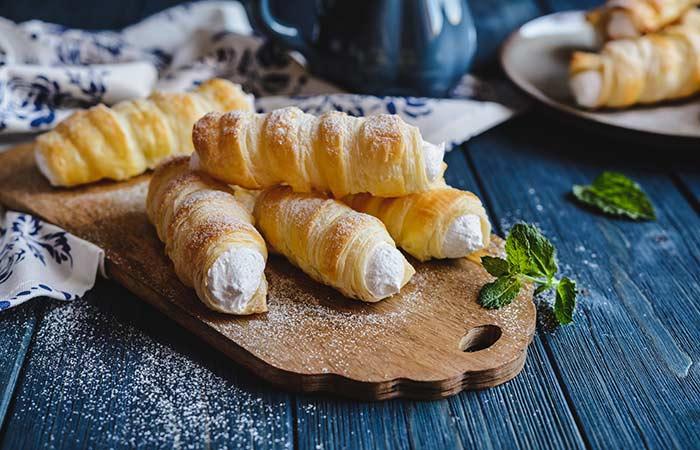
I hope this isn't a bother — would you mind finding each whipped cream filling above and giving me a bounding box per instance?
[442,214,484,258]
[364,243,405,299]
[570,71,602,108]
[34,147,59,186]
[608,11,639,40]
[206,247,265,313]
[422,140,445,182]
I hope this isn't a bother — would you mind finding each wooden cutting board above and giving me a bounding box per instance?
[0,144,536,400]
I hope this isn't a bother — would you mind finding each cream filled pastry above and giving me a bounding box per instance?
[253,186,415,302]
[569,70,604,109]
[343,187,491,262]
[364,243,407,298]
[422,140,446,182]
[442,214,485,259]
[570,15,700,108]
[605,10,640,39]
[587,0,700,41]
[205,247,266,313]
[147,156,268,315]
[192,107,446,198]
[35,78,253,187]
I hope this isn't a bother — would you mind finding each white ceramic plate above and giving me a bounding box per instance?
[501,10,700,139]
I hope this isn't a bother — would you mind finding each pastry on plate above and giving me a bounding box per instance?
[587,0,700,40]
[147,156,268,315]
[570,15,700,108]
[343,187,491,261]
[191,107,446,198]
[253,186,415,302]
[36,78,253,187]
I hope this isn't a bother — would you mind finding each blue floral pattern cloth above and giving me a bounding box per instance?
[0,210,103,310]
[0,1,339,134]
[256,94,516,151]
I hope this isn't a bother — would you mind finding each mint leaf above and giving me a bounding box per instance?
[534,283,550,296]
[573,171,655,220]
[505,223,557,279]
[481,256,510,277]
[554,277,576,325]
[478,222,579,328]
[479,276,521,309]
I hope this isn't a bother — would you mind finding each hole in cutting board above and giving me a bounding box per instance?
[459,325,502,352]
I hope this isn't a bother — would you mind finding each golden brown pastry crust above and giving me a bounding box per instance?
[570,14,700,108]
[147,156,268,314]
[588,0,700,39]
[343,188,491,261]
[192,107,446,198]
[253,186,415,302]
[36,78,252,187]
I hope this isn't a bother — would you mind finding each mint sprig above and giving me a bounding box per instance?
[478,223,577,326]
[554,277,576,325]
[479,275,521,309]
[573,171,655,220]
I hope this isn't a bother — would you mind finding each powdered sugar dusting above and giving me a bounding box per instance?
[290,197,326,225]
[210,248,535,377]
[214,260,430,374]
[10,287,292,449]
[362,114,400,143]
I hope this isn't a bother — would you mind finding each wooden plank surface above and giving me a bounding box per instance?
[2,0,698,447]
[466,115,700,449]
[292,149,586,450]
[676,173,700,209]
[441,149,585,450]
[0,282,295,450]
[0,303,41,431]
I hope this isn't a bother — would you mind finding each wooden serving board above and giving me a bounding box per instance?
[0,144,535,400]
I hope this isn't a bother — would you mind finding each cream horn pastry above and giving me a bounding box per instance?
[587,0,700,40]
[343,187,491,262]
[569,15,700,108]
[147,156,268,315]
[253,186,415,302]
[191,107,446,198]
[36,78,254,187]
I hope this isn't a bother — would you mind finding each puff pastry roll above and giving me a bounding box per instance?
[191,107,446,198]
[254,186,415,302]
[569,17,700,108]
[587,0,699,40]
[147,157,268,315]
[680,6,700,25]
[343,188,491,262]
[36,78,254,187]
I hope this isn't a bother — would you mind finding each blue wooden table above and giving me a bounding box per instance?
[1,0,699,448]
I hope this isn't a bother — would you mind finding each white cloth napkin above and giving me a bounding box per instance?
[0,208,104,310]
[0,1,524,310]
[256,94,515,150]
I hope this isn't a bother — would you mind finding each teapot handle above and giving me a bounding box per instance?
[250,0,312,55]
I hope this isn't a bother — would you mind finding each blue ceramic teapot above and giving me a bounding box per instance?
[249,0,477,97]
